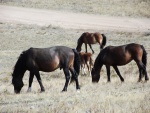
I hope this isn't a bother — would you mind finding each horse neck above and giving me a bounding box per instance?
[12,51,27,79]
[93,54,103,72]
[13,66,26,79]
[76,38,83,50]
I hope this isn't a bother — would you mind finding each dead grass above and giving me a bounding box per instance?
[0,22,150,112]
[1,0,150,18]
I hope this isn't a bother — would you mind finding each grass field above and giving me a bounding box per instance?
[0,0,150,112]
[0,22,150,112]
[1,0,150,18]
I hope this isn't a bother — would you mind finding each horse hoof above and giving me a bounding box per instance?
[41,89,45,93]
[145,78,149,81]
[137,79,141,82]
[41,91,45,93]
[121,80,124,83]
[27,88,31,92]
[77,90,80,93]
[144,81,148,83]
[62,90,67,92]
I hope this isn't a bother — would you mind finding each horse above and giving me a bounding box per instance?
[76,32,107,54]
[79,52,94,76]
[12,46,80,94]
[91,43,149,83]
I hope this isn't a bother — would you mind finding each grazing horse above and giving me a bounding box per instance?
[12,46,80,94]
[91,43,149,83]
[79,52,94,76]
[76,32,107,54]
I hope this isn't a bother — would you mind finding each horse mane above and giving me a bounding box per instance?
[93,48,107,69]
[76,35,83,50]
[78,32,87,42]
[12,50,28,77]
[101,34,107,49]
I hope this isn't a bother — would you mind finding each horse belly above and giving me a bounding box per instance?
[113,55,132,66]
[90,38,97,44]
[85,36,97,44]
[37,57,60,72]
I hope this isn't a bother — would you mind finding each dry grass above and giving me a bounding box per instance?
[0,22,150,112]
[1,0,150,18]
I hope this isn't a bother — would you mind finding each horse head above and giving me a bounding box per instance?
[91,68,100,83]
[12,76,24,94]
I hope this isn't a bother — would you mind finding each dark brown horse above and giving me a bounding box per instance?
[91,43,149,83]
[76,32,107,54]
[79,52,94,76]
[12,46,80,94]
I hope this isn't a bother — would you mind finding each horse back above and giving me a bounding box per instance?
[100,43,142,66]
[81,32,102,44]
[79,52,93,63]
[26,46,74,72]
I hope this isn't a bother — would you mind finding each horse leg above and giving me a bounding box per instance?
[27,71,34,92]
[83,64,86,75]
[86,61,91,76]
[34,71,45,92]
[81,64,84,75]
[70,67,80,91]
[83,60,86,75]
[137,61,149,82]
[85,43,88,53]
[81,62,86,75]
[140,62,149,81]
[88,44,94,54]
[113,66,124,82]
[143,65,149,81]
[106,65,111,82]
[62,68,70,92]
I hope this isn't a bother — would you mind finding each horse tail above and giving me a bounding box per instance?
[141,45,147,67]
[101,34,107,49]
[70,49,80,83]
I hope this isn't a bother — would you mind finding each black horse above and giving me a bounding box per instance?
[12,46,80,94]
[91,43,149,83]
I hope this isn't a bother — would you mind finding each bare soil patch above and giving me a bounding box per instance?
[1,0,150,18]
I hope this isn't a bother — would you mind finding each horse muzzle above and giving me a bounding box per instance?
[14,90,20,94]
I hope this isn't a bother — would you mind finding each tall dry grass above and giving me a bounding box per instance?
[0,23,150,112]
[1,0,150,18]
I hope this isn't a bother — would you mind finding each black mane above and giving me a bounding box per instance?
[12,50,28,77]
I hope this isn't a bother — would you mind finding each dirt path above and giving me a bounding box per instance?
[0,5,150,32]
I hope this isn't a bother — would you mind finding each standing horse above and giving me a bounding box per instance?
[91,43,149,83]
[79,52,94,76]
[76,32,107,54]
[12,46,80,94]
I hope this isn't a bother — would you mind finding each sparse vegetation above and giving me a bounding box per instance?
[1,0,150,18]
[0,0,150,112]
[0,23,150,112]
